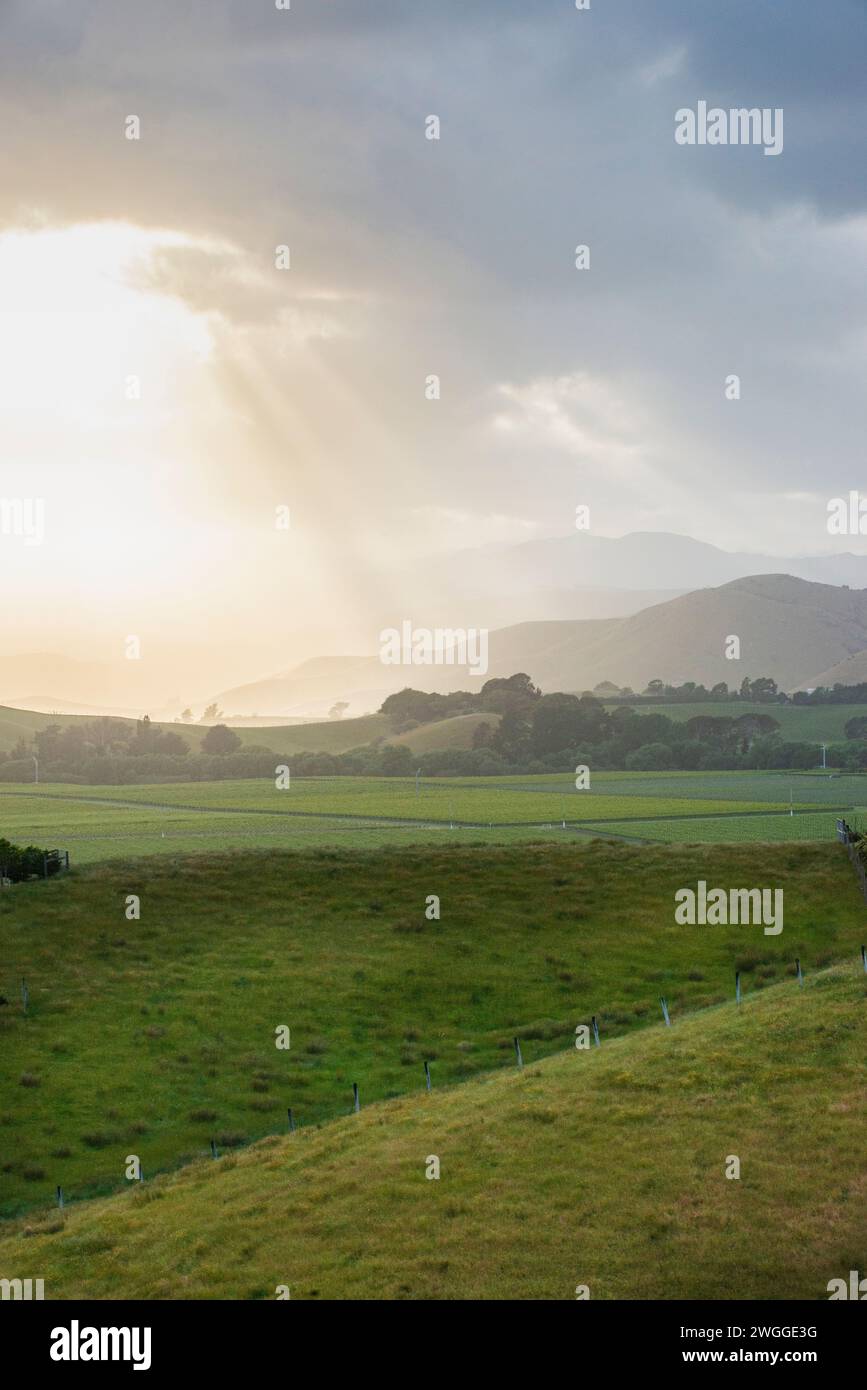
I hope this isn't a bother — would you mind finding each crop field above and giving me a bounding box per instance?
[0,840,863,1221]
[3,769,867,863]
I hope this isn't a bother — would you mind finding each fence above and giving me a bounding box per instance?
[836,819,867,901]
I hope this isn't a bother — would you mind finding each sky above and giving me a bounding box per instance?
[1,0,866,702]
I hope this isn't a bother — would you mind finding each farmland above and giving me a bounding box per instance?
[0,704,388,758]
[611,700,867,745]
[2,768,867,864]
[1,957,864,1298]
[0,839,863,1223]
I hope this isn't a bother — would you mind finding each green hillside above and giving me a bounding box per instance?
[391,712,501,753]
[0,705,389,757]
[1,962,864,1299]
[0,841,863,1220]
[611,701,867,745]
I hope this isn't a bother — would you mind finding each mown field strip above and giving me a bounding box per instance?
[0,780,814,827]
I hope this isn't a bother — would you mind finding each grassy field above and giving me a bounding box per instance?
[3,769,865,863]
[0,840,863,1220]
[585,811,867,845]
[5,698,866,766]
[0,705,388,756]
[1,960,864,1299]
[0,774,816,823]
[392,712,501,752]
[614,701,867,745]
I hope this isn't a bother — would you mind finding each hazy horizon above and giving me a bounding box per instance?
[3,0,867,711]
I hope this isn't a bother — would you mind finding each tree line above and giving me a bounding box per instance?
[2,674,867,784]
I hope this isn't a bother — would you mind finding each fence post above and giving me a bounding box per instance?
[56,1185,64,1210]
[424,1061,432,1092]
[287,1107,295,1133]
[861,944,867,974]
[513,1037,523,1069]
[591,1015,600,1047]
[735,971,741,1005]
[796,958,804,987]
[352,1083,360,1113]
[210,1139,218,1159]
[660,996,671,1026]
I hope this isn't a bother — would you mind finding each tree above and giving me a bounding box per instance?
[128,716,189,757]
[381,743,413,776]
[200,703,223,723]
[328,702,350,721]
[479,673,541,716]
[685,715,736,744]
[480,673,541,701]
[531,693,609,757]
[491,709,533,761]
[180,708,193,723]
[472,720,494,749]
[733,713,780,745]
[625,742,676,770]
[201,723,241,755]
[844,716,867,740]
[749,676,779,703]
[644,679,665,696]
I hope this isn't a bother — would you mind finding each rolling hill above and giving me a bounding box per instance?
[0,705,389,758]
[208,574,867,715]
[1,960,863,1299]
[483,574,867,693]
[0,838,862,1218]
[390,712,501,753]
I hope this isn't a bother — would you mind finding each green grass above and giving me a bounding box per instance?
[612,700,867,745]
[1,960,864,1299]
[0,776,813,826]
[0,705,389,756]
[0,790,587,865]
[582,811,865,845]
[392,712,501,752]
[3,770,861,864]
[0,840,863,1220]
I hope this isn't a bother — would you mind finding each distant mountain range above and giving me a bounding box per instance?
[8,532,867,718]
[430,530,867,599]
[213,573,867,715]
[483,574,867,693]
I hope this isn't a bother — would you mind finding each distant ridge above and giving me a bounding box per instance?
[212,573,867,711]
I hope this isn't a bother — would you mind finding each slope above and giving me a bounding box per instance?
[0,705,389,757]
[0,840,863,1218]
[1,963,864,1299]
[484,574,867,693]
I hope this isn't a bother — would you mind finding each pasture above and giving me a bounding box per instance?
[0,839,863,1219]
[615,700,867,744]
[2,768,866,863]
[2,962,865,1298]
